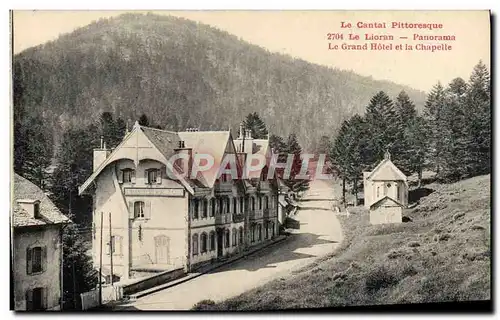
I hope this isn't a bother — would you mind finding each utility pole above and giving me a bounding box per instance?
[109,212,114,286]
[99,212,103,306]
[72,261,77,309]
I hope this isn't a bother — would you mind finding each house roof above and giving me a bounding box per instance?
[179,130,232,188]
[369,195,405,209]
[366,158,407,182]
[12,174,71,228]
[142,127,180,161]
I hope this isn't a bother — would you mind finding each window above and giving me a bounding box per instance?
[264,196,269,209]
[108,236,116,255]
[202,199,208,218]
[265,223,269,239]
[239,226,244,244]
[397,185,401,200]
[193,199,199,219]
[107,235,122,256]
[259,196,262,210]
[271,222,275,237]
[31,247,43,273]
[251,225,255,243]
[209,231,216,251]
[26,287,45,311]
[134,201,145,218]
[121,169,135,183]
[233,198,237,213]
[34,202,40,218]
[252,197,255,211]
[377,186,380,198]
[210,198,215,217]
[225,229,230,248]
[218,198,224,215]
[258,224,262,241]
[200,233,208,253]
[192,234,199,256]
[27,246,46,275]
[225,197,230,214]
[232,228,237,247]
[146,169,161,184]
[240,197,244,213]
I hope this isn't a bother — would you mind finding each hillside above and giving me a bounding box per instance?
[194,175,491,310]
[13,13,426,150]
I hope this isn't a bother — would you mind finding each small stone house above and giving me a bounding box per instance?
[11,174,71,311]
[363,152,408,225]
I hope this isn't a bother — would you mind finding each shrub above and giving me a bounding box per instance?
[365,265,399,292]
[192,299,216,310]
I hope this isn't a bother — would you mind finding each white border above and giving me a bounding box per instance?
[2,1,497,319]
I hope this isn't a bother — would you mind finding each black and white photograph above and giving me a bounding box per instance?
[9,9,491,312]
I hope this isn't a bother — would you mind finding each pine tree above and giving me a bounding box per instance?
[465,61,491,176]
[438,77,472,181]
[283,133,310,194]
[393,91,419,176]
[100,112,126,148]
[138,113,150,127]
[423,82,447,175]
[50,126,98,224]
[364,91,398,167]
[332,115,369,204]
[404,116,427,186]
[244,112,269,139]
[15,114,54,189]
[62,223,98,309]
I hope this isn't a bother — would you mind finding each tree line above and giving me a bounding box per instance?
[331,61,490,204]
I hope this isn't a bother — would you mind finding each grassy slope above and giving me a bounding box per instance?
[194,175,491,310]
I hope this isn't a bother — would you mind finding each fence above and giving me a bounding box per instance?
[80,285,123,310]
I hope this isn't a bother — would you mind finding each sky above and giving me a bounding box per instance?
[12,10,491,92]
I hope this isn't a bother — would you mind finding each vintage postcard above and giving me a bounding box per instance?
[10,10,491,311]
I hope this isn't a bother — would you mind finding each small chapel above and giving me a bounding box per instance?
[363,151,408,225]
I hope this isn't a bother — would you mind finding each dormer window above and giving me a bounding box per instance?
[146,169,162,185]
[120,168,135,183]
[34,202,40,219]
[17,199,41,219]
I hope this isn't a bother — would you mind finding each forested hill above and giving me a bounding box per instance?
[13,13,426,150]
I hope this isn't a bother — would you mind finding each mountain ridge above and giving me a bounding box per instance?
[13,13,427,150]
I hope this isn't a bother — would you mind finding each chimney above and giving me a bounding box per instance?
[174,140,192,177]
[17,199,41,219]
[93,136,111,171]
[384,150,391,160]
[244,129,253,155]
[238,122,245,139]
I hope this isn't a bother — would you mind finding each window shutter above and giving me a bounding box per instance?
[118,236,123,255]
[156,169,162,184]
[117,171,123,184]
[26,248,32,275]
[145,201,152,219]
[42,287,47,309]
[128,201,134,219]
[131,170,136,184]
[144,170,148,184]
[41,246,47,272]
[25,289,33,310]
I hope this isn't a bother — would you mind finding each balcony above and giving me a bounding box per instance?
[259,181,271,191]
[232,213,245,223]
[214,182,233,194]
[263,208,270,219]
